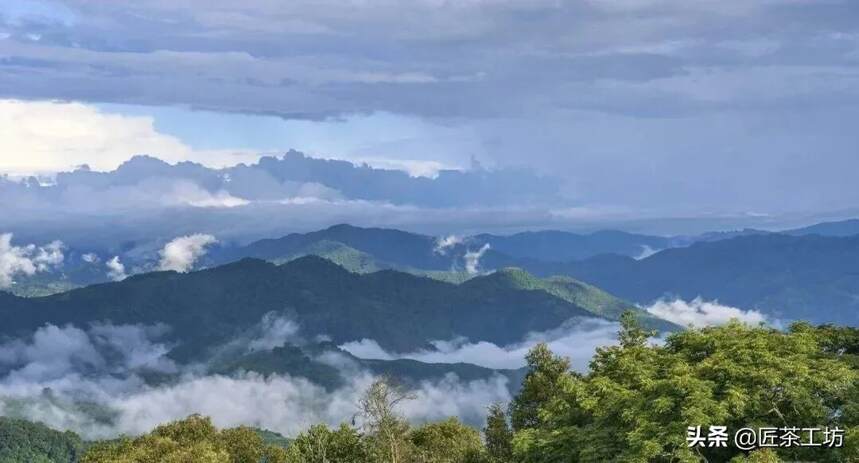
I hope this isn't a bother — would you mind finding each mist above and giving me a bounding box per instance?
[0,317,511,440]
[643,298,769,328]
[341,317,623,373]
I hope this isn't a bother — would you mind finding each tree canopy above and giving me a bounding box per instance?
[509,320,859,462]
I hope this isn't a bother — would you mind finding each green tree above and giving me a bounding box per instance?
[81,415,285,463]
[285,423,369,462]
[0,417,84,463]
[360,376,416,463]
[410,418,485,463]
[483,403,513,463]
[508,343,571,431]
[511,321,859,463]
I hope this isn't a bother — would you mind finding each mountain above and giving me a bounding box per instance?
[787,218,859,237]
[549,234,859,325]
[459,268,672,330]
[0,256,641,360]
[213,224,461,271]
[472,230,672,261]
[211,224,671,272]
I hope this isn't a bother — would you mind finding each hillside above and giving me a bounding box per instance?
[0,256,632,360]
[552,234,859,325]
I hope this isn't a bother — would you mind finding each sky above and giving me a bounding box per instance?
[1,0,859,230]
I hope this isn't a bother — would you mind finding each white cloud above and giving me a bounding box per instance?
[247,313,301,352]
[82,253,99,264]
[0,99,262,175]
[643,297,767,327]
[0,233,64,288]
[634,245,662,260]
[105,256,127,281]
[463,243,490,274]
[0,323,175,384]
[103,371,509,439]
[158,234,218,272]
[433,234,462,255]
[341,317,622,372]
[160,181,250,208]
[0,321,511,440]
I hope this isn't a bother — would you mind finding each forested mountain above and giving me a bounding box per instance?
[0,256,652,359]
[10,221,859,326]
[551,234,859,325]
[217,225,859,325]
[211,223,670,269]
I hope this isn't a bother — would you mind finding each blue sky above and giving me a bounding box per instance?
[1,0,859,223]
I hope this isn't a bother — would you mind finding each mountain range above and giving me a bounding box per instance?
[8,218,859,326]
[203,223,859,325]
[1,255,667,396]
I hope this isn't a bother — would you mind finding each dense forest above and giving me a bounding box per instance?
[2,315,857,462]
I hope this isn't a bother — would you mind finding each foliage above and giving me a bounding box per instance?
[509,318,859,462]
[0,417,84,463]
[359,377,416,463]
[81,415,286,463]
[409,418,485,463]
[482,404,513,463]
[508,343,571,432]
[284,424,368,462]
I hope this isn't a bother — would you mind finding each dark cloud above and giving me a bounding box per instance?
[1,0,857,118]
[1,0,858,220]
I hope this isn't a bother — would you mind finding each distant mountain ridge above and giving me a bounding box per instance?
[550,233,859,325]
[9,220,859,326]
[0,256,647,359]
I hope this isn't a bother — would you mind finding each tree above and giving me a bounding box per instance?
[508,343,571,431]
[510,322,859,463]
[359,376,416,463]
[410,418,485,463]
[483,403,513,463]
[0,417,84,463]
[285,423,369,462]
[81,415,285,463]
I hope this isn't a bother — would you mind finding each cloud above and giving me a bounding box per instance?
[247,313,301,352]
[464,243,490,274]
[643,297,768,327]
[158,234,218,272]
[0,100,262,175]
[0,320,511,440]
[1,1,859,220]
[81,253,99,263]
[0,322,176,384]
[0,233,64,288]
[635,245,662,260]
[105,256,127,281]
[102,371,509,440]
[433,235,462,255]
[341,317,622,372]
